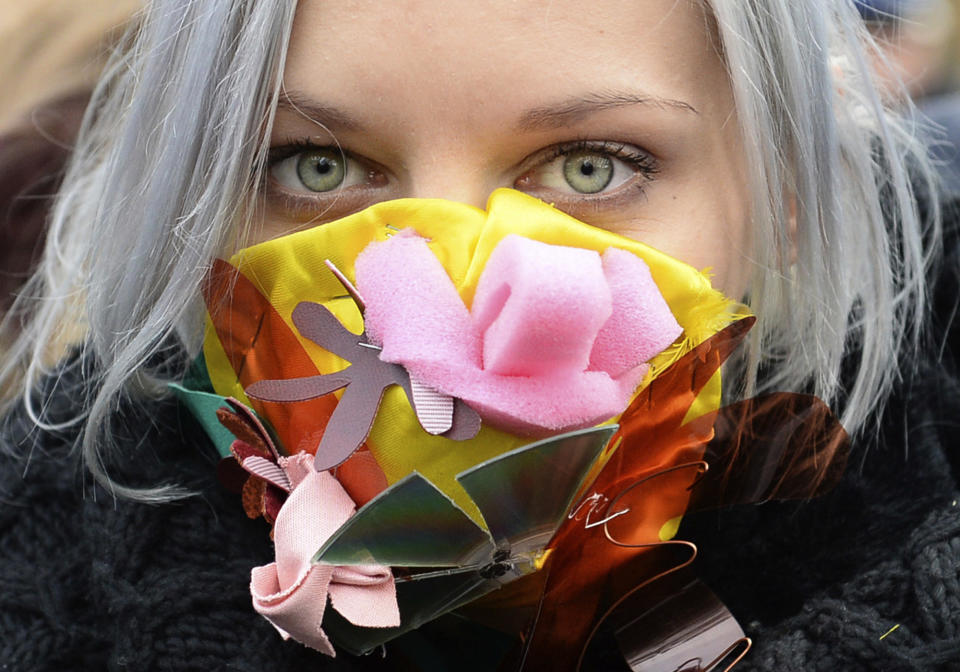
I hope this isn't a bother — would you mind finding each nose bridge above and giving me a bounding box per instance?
[402,140,500,210]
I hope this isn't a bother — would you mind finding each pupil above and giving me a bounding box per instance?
[562,151,612,193]
[296,149,345,192]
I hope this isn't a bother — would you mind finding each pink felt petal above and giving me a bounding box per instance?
[588,247,683,378]
[355,230,480,368]
[615,362,651,400]
[250,468,399,655]
[472,235,611,377]
[399,363,626,435]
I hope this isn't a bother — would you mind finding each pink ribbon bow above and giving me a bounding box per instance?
[250,454,400,655]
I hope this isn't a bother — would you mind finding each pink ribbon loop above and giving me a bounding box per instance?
[249,464,400,656]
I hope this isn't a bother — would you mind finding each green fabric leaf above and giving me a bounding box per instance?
[169,382,234,458]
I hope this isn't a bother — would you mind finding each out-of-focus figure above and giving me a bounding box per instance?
[858,0,960,191]
[0,1,139,320]
[858,0,957,97]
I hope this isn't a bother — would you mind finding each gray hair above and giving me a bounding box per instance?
[0,0,940,500]
[0,0,298,500]
[707,0,939,432]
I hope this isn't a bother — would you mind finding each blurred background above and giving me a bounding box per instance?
[857,0,960,190]
[0,0,139,336]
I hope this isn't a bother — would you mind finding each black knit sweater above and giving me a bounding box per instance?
[2,347,958,672]
[2,266,960,672]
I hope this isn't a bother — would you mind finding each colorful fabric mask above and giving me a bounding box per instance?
[176,188,807,667]
[195,188,740,515]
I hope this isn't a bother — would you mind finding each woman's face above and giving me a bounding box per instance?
[263,0,751,296]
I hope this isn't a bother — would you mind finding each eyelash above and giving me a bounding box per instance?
[264,137,660,219]
[537,139,659,182]
[268,139,338,163]
[268,139,658,181]
[265,140,386,219]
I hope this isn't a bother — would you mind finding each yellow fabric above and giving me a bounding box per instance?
[203,188,741,521]
[658,516,684,542]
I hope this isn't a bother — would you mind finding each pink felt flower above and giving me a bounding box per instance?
[355,231,682,436]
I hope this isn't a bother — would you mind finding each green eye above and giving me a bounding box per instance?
[562,151,614,194]
[296,148,346,192]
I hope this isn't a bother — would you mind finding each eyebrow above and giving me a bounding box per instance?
[515,91,699,131]
[276,88,699,134]
[277,91,363,132]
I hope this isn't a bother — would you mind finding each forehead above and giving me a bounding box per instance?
[283,0,729,126]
